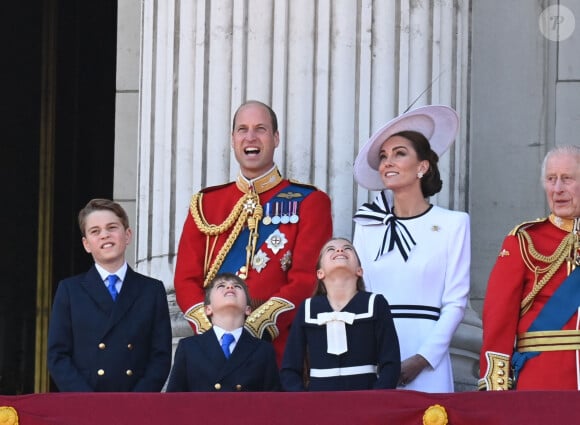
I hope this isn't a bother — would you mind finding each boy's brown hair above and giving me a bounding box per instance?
[78,198,130,236]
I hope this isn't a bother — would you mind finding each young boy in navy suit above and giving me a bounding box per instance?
[47,198,172,392]
[167,273,281,391]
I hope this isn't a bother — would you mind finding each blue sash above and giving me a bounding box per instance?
[512,266,580,383]
[218,184,314,274]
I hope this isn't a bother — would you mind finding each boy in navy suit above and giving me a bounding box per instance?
[47,198,172,392]
[167,273,280,391]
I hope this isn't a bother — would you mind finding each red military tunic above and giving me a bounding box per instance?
[480,216,579,390]
[174,168,333,363]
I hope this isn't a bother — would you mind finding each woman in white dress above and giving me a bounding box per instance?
[352,105,470,393]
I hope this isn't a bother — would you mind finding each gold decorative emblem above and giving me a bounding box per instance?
[431,225,440,232]
[277,192,303,200]
[266,229,288,254]
[0,406,19,425]
[280,251,292,271]
[498,249,510,257]
[423,404,448,425]
[252,250,270,273]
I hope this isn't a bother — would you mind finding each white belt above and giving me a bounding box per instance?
[310,365,377,378]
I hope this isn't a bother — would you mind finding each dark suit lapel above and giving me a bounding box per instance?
[104,266,142,332]
[217,329,259,378]
[80,266,115,313]
[199,329,228,375]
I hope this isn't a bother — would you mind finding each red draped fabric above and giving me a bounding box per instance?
[0,390,576,425]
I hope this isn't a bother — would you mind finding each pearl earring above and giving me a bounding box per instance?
[417,172,424,179]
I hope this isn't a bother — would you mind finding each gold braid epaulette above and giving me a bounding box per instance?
[244,297,295,340]
[518,229,574,315]
[189,191,262,287]
[184,303,212,333]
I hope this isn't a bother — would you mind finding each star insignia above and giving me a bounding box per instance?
[243,198,257,213]
[266,229,288,254]
[431,225,440,232]
[252,250,270,272]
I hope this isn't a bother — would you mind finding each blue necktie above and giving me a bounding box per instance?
[106,274,119,301]
[221,333,235,359]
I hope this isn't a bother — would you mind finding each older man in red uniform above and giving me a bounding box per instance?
[174,101,332,363]
[480,145,580,390]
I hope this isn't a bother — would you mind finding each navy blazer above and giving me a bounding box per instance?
[47,265,172,392]
[166,328,281,392]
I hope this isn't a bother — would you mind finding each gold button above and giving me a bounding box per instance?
[127,344,133,350]
[497,378,504,385]
[97,369,105,376]
[126,370,133,376]
[498,361,505,368]
[497,370,505,376]
[214,383,221,390]
[235,384,242,391]
[98,343,106,350]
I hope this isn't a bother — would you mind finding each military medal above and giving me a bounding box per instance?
[280,251,292,271]
[290,200,299,224]
[262,202,272,225]
[272,202,281,224]
[281,202,290,224]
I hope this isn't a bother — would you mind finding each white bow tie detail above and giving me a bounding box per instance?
[353,190,417,262]
[316,311,355,355]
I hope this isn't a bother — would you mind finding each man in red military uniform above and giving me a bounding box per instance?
[479,145,580,390]
[174,100,333,363]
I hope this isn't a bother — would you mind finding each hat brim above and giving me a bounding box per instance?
[353,105,459,191]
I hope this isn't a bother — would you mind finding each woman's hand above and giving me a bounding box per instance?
[398,354,430,386]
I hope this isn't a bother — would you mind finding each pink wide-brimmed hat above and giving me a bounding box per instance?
[353,105,459,190]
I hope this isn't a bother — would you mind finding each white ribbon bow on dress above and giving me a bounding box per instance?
[316,311,355,355]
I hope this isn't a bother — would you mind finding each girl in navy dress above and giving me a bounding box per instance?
[280,238,400,391]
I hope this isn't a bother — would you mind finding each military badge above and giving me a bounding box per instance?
[280,251,292,271]
[252,250,270,273]
[266,229,288,254]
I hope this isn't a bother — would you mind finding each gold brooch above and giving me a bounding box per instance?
[499,249,510,257]
[423,404,448,425]
[0,406,18,425]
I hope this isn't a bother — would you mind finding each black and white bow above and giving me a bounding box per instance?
[353,191,416,262]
